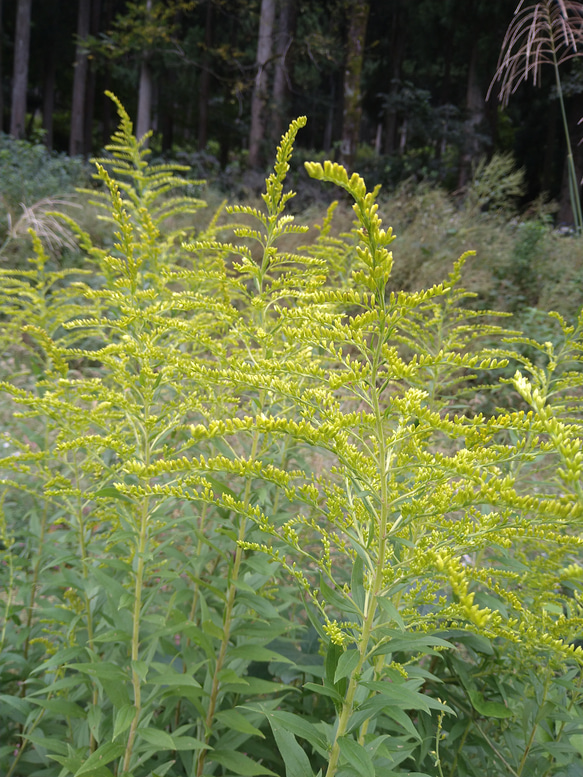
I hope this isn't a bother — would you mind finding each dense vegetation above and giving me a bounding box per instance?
[3,0,583,219]
[1,95,583,777]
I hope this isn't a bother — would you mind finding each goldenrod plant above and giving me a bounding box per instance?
[1,97,583,777]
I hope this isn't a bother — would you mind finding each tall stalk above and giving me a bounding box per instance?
[195,428,261,777]
[488,0,583,233]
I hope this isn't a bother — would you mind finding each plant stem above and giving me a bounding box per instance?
[552,40,583,234]
[122,390,152,775]
[194,428,261,777]
[517,670,551,776]
[325,309,390,777]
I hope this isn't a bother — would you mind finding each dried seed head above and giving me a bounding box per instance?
[488,0,583,106]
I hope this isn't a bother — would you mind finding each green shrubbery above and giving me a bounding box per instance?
[1,98,583,777]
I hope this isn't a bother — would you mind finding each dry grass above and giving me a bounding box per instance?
[488,0,583,105]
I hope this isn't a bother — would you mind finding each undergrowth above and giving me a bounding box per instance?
[1,96,583,777]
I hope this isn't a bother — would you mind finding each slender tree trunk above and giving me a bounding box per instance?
[42,48,55,149]
[136,58,153,140]
[457,46,485,189]
[10,0,33,139]
[136,0,153,142]
[70,0,91,155]
[83,0,102,154]
[0,0,4,133]
[339,0,370,171]
[101,0,114,145]
[323,74,336,152]
[383,2,405,155]
[248,0,276,167]
[198,0,213,149]
[271,0,296,143]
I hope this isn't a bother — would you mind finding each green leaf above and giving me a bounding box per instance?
[215,709,265,738]
[211,749,278,776]
[319,575,358,615]
[94,486,133,504]
[362,681,453,714]
[202,618,224,640]
[148,670,201,688]
[371,632,452,657]
[112,704,136,741]
[22,733,69,756]
[334,649,360,684]
[229,644,293,663]
[136,727,176,750]
[376,598,405,631]
[270,725,314,777]
[131,659,148,682]
[302,600,328,641]
[248,707,328,753]
[467,690,512,719]
[218,667,249,685]
[303,681,343,704]
[170,736,209,751]
[27,698,86,718]
[325,641,343,686]
[570,734,583,758]
[338,736,375,777]
[74,742,125,776]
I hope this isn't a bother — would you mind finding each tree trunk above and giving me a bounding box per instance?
[0,0,4,133]
[70,0,91,156]
[10,0,33,139]
[323,74,336,152]
[383,2,406,155]
[271,0,296,144]
[339,0,370,171]
[457,46,485,189]
[198,0,213,149]
[248,0,276,167]
[136,58,153,140]
[101,0,114,145]
[42,48,55,149]
[136,0,153,142]
[83,0,102,155]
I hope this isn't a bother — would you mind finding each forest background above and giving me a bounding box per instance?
[1,0,581,221]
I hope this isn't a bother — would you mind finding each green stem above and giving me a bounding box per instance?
[121,493,150,774]
[325,314,390,777]
[553,48,583,234]
[73,454,98,752]
[448,719,471,777]
[122,391,152,774]
[516,670,551,777]
[194,428,261,777]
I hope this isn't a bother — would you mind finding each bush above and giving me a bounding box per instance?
[1,97,583,777]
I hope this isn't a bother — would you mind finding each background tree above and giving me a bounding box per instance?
[3,0,583,223]
[70,0,91,155]
[248,0,276,167]
[339,0,369,170]
[271,0,296,143]
[9,0,32,138]
[0,0,4,132]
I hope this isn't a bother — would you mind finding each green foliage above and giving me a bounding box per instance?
[0,134,86,210]
[466,153,526,217]
[2,99,583,777]
[0,134,87,260]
